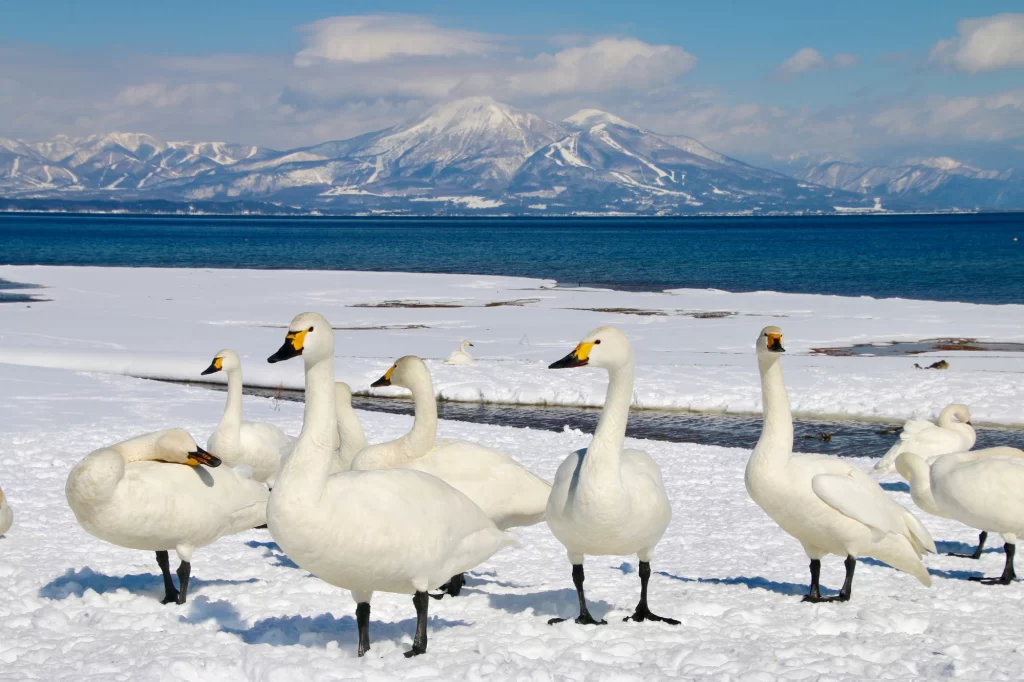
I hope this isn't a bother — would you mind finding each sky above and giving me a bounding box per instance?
[1,1,1023,167]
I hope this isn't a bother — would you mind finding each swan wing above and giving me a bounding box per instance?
[811,473,905,540]
[900,420,936,439]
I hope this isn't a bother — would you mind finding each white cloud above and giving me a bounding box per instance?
[930,13,1024,73]
[294,15,494,66]
[774,48,859,80]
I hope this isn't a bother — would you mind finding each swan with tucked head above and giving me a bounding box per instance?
[266,313,515,657]
[874,404,975,474]
[897,447,1024,560]
[354,355,550,596]
[65,428,268,604]
[545,326,678,626]
[0,486,12,536]
[745,326,935,602]
[201,348,292,483]
[444,340,474,366]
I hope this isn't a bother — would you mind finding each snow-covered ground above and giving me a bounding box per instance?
[2,358,1023,679]
[1,265,1023,426]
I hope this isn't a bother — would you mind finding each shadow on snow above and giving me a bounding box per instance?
[39,567,257,600]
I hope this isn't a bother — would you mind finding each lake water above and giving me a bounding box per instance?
[2,212,1022,303]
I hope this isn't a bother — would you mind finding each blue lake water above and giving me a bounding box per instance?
[1,212,1022,304]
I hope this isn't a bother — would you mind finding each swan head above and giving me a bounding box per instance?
[371,356,429,389]
[549,326,632,370]
[335,381,354,406]
[268,312,333,364]
[462,340,474,347]
[942,403,972,426]
[154,429,222,468]
[895,451,927,482]
[756,326,786,356]
[201,348,240,376]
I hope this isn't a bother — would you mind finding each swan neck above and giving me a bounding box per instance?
[406,369,438,456]
[300,357,337,444]
[220,369,244,438]
[590,360,633,460]
[274,354,336,505]
[752,355,793,470]
[337,396,368,469]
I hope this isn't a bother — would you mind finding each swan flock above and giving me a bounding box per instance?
[37,314,1014,659]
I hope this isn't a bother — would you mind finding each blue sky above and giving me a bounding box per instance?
[1,2,1022,166]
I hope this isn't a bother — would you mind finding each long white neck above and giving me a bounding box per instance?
[750,354,793,472]
[337,390,368,469]
[898,454,941,516]
[461,341,470,352]
[274,353,336,504]
[402,369,438,458]
[582,358,634,481]
[216,368,244,447]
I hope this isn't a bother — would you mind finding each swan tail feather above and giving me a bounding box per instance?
[872,534,933,587]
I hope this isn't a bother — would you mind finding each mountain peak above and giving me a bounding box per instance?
[563,109,641,131]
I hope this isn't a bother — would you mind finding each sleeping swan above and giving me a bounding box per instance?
[545,326,678,626]
[65,429,268,604]
[266,313,515,657]
[0,485,12,536]
[353,355,550,596]
[201,348,292,483]
[444,340,474,366]
[745,326,935,602]
[874,404,975,474]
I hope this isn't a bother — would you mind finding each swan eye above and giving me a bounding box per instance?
[594,340,601,345]
[307,326,314,332]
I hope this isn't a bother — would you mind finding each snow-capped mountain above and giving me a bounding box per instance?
[775,154,1023,210]
[7,97,1012,214]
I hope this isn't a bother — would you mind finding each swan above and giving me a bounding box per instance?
[0,485,12,536]
[545,326,678,626]
[873,404,975,474]
[65,429,268,604]
[353,355,550,595]
[201,348,292,483]
[266,313,515,657]
[896,447,1024,559]
[444,340,474,366]
[335,381,367,471]
[745,326,936,602]
[922,449,1024,584]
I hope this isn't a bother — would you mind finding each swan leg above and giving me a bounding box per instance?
[970,543,1017,585]
[948,531,988,559]
[429,573,465,600]
[404,591,429,658]
[548,564,607,626]
[156,551,179,605]
[356,602,371,657]
[802,557,854,603]
[624,561,679,625]
[175,560,191,605]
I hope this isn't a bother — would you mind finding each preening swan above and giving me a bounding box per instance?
[354,355,550,596]
[923,449,1024,584]
[896,447,1024,560]
[0,486,12,536]
[874,404,975,474]
[545,326,678,626]
[444,340,474,366]
[745,326,935,602]
[65,429,268,604]
[266,313,515,657]
[201,348,292,483]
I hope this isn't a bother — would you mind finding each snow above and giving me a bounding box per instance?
[2,306,1024,678]
[1,266,1023,427]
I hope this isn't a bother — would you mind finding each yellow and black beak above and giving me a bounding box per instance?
[767,334,785,353]
[371,365,396,388]
[549,342,594,369]
[200,356,224,376]
[186,446,222,468]
[268,329,308,364]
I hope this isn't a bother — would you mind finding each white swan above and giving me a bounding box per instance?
[202,348,292,483]
[0,485,12,536]
[745,326,936,602]
[335,381,367,471]
[544,326,678,626]
[444,340,474,365]
[266,313,515,657]
[65,429,268,604]
[896,447,1024,559]
[874,404,975,473]
[922,448,1024,584]
[353,355,550,596]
